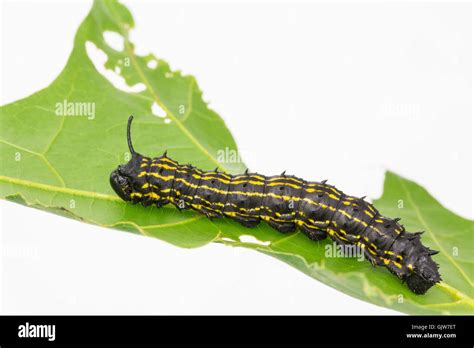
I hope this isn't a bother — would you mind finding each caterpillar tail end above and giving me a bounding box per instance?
[403,250,441,294]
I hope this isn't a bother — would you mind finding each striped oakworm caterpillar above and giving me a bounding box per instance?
[110,116,441,294]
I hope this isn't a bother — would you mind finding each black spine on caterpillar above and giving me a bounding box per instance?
[110,116,441,294]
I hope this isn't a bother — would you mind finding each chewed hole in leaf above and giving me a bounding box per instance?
[164,118,172,124]
[85,41,145,93]
[103,31,124,51]
[239,235,271,246]
[151,102,166,118]
[147,60,158,69]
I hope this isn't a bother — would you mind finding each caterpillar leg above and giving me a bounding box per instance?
[267,220,296,233]
[298,225,327,241]
[140,196,154,207]
[200,209,222,219]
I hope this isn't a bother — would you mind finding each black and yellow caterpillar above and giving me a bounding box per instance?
[110,116,441,294]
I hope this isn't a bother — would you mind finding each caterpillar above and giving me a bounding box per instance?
[110,116,441,294]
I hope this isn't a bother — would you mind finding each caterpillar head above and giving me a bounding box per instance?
[110,164,135,201]
[109,115,144,202]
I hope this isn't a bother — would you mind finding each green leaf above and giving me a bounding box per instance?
[1,0,472,314]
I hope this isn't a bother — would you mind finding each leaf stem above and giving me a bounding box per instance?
[435,282,474,308]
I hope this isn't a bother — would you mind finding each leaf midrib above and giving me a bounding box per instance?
[0,175,209,233]
[0,175,120,202]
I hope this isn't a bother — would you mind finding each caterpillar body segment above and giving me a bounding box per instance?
[110,116,441,294]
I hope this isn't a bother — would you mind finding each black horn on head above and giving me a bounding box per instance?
[127,115,136,154]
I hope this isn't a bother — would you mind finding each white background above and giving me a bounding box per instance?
[0,0,472,314]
